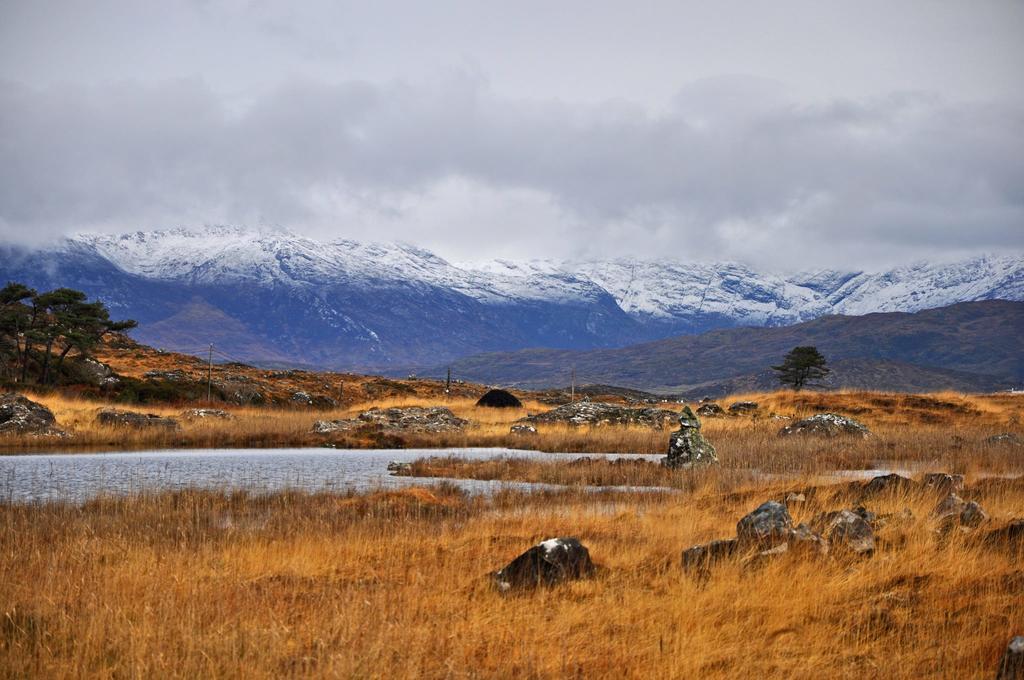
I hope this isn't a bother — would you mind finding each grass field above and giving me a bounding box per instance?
[1,476,1021,678]
[2,390,1022,677]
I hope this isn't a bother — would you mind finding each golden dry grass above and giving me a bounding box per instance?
[1,475,1022,678]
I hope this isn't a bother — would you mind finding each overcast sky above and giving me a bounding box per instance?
[1,0,1022,269]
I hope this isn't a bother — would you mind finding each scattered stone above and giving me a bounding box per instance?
[813,509,875,555]
[987,433,1024,447]
[681,539,739,574]
[0,393,66,437]
[983,519,1024,553]
[784,492,807,505]
[386,461,412,475]
[933,492,989,531]
[521,401,678,428]
[922,472,964,493]
[860,473,918,499]
[728,401,759,414]
[69,357,118,386]
[96,409,180,430]
[695,402,725,417]
[509,423,538,436]
[492,538,596,591]
[143,369,189,382]
[662,406,718,469]
[476,389,523,408]
[290,391,313,405]
[778,413,871,438]
[737,501,793,547]
[785,523,831,557]
[996,636,1024,680]
[873,508,915,530]
[181,408,233,420]
[313,406,468,435]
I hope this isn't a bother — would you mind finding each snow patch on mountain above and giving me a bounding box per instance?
[64,227,1024,326]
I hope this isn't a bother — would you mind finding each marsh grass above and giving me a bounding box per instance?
[1,475,1021,678]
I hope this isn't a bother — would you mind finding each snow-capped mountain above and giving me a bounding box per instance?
[2,226,1021,368]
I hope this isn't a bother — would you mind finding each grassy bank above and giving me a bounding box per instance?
[1,389,1022,459]
[2,476,1021,677]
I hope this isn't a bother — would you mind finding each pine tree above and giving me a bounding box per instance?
[772,346,830,391]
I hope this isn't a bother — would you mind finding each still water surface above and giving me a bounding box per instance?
[0,448,666,504]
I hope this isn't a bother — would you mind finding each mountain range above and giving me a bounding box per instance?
[443,300,1024,396]
[1,227,1021,374]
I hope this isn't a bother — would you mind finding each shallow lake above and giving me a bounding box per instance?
[0,447,666,504]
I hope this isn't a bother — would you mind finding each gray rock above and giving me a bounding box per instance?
[493,538,596,591]
[386,461,412,475]
[522,401,678,428]
[933,493,989,531]
[181,408,233,420]
[96,409,179,430]
[814,509,875,555]
[996,636,1024,680]
[69,357,118,386]
[290,391,313,405]
[696,403,725,417]
[861,473,918,499]
[143,369,189,382]
[779,413,871,438]
[922,472,964,493]
[0,393,66,437]
[737,501,793,547]
[728,401,759,414]
[314,406,468,434]
[662,406,718,468]
[682,538,739,574]
[509,423,538,436]
[987,433,1024,447]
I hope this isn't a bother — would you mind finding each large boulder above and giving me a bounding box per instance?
[96,409,179,430]
[736,501,793,547]
[476,389,523,408]
[521,401,678,428]
[996,636,1024,680]
[0,393,66,436]
[778,413,871,438]
[313,406,468,435]
[492,538,596,591]
[662,406,718,468]
[921,472,964,494]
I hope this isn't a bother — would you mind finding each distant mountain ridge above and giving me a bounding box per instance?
[443,300,1024,395]
[1,226,1021,368]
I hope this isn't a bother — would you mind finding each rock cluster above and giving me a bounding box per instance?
[987,433,1023,447]
[492,537,596,591]
[509,423,537,436]
[313,406,468,434]
[0,393,67,437]
[96,409,180,430]
[778,413,871,438]
[181,408,234,420]
[662,405,717,469]
[520,401,678,428]
[932,492,989,532]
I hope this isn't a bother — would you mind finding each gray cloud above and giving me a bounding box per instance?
[1,1,1023,268]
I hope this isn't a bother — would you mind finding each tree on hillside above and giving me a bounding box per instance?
[772,346,830,391]
[0,282,137,384]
